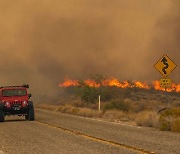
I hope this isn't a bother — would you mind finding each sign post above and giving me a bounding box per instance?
[154,54,177,90]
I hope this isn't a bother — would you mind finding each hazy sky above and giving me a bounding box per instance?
[0,0,179,96]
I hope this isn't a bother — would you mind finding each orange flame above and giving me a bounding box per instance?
[134,81,149,89]
[59,78,79,87]
[59,77,180,93]
[84,79,100,87]
[152,80,180,93]
[176,85,180,92]
[102,79,130,88]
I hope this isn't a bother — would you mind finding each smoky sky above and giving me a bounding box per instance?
[0,0,179,97]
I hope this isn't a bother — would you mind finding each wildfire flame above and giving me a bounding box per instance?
[59,77,79,87]
[102,79,130,88]
[59,78,180,93]
[84,79,100,87]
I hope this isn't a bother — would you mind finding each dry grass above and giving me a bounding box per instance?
[36,104,57,111]
[37,104,103,118]
[171,118,180,132]
[159,108,180,132]
[36,104,180,133]
[76,108,103,118]
[103,110,127,121]
[135,111,159,128]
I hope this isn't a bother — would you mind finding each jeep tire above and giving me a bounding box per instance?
[26,106,35,121]
[25,114,29,120]
[0,110,5,122]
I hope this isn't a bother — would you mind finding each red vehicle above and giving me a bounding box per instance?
[0,84,35,122]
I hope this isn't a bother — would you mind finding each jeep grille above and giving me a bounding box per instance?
[10,101,23,106]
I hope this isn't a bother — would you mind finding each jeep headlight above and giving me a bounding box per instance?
[5,102,11,108]
[22,101,27,107]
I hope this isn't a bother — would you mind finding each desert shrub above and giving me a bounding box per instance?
[88,103,98,109]
[159,110,174,131]
[64,107,80,115]
[127,112,137,121]
[135,111,159,127]
[56,106,63,111]
[159,108,180,132]
[133,102,146,113]
[171,118,180,132]
[77,108,103,118]
[79,86,99,103]
[103,110,126,121]
[78,86,119,104]
[103,99,130,112]
[71,101,84,107]
[99,87,114,101]
[61,106,72,113]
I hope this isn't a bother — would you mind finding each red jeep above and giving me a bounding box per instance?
[0,84,35,122]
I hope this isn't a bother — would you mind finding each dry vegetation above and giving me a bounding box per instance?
[37,104,103,118]
[36,87,180,133]
[135,111,159,128]
[36,103,180,132]
[159,108,180,132]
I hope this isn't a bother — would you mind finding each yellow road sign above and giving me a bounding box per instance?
[160,78,172,88]
[154,54,177,77]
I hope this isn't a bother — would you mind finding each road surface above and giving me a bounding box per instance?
[0,109,179,154]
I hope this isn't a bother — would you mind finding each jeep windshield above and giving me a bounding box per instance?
[2,89,27,97]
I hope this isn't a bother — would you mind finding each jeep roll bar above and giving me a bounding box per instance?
[0,84,29,89]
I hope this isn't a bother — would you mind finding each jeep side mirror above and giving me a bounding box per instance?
[28,94,32,99]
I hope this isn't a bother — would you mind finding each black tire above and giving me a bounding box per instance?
[28,106,35,121]
[25,114,29,120]
[0,110,5,122]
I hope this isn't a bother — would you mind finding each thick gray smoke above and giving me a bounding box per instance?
[0,0,179,98]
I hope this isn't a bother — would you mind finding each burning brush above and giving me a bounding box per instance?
[59,77,180,93]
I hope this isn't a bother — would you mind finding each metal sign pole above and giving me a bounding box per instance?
[155,54,177,110]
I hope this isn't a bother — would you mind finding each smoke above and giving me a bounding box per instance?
[0,0,179,98]
[149,0,180,83]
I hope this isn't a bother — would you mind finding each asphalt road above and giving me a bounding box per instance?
[0,109,179,154]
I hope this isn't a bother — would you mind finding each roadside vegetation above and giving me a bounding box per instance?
[36,74,180,133]
[159,108,180,132]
